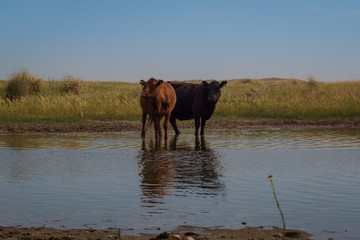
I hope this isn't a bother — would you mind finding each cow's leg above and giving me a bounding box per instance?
[200,117,206,135]
[194,117,200,135]
[170,115,180,135]
[141,112,147,138]
[163,112,171,139]
[154,116,162,140]
[158,117,162,138]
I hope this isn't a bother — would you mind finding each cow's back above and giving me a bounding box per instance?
[171,83,204,120]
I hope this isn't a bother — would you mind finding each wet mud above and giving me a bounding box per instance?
[0,225,312,240]
[1,118,359,134]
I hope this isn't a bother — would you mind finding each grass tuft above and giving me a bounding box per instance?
[60,74,82,94]
[306,75,319,90]
[5,69,43,100]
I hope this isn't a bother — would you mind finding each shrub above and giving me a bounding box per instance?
[5,69,42,100]
[307,75,319,89]
[60,75,82,94]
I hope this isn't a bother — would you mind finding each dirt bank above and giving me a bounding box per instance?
[0,225,312,240]
[1,118,359,134]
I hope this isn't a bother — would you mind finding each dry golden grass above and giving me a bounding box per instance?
[0,73,359,123]
[216,78,360,119]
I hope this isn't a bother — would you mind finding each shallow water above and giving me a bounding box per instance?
[0,129,359,240]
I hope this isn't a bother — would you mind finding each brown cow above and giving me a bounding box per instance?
[140,78,176,140]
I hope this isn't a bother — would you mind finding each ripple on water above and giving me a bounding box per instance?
[0,128,359,240]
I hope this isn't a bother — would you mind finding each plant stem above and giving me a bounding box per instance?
[268,175,286,240]
[117,228,121,240]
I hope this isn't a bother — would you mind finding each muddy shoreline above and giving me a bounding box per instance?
[0,225,312,240]
[1,118,359,134]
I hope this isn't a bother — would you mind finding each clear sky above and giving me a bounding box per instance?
[1,0,359,82]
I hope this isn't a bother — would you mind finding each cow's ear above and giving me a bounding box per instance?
[140,80,145,85]
[220,81,227,88]
[202,81,208,87]
[156,80,163,87]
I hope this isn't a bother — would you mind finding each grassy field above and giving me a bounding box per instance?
[215,78,360,120]
[0,72,359,123]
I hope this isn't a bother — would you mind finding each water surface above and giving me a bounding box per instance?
[0,128,359,240]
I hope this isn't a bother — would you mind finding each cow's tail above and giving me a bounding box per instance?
[147,114,153,127]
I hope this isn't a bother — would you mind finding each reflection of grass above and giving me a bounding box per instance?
[268,174,286,240]
[0,71,359,123]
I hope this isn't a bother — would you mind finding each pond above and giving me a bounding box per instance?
[0,128,359,240]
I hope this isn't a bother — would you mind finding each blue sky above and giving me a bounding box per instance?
[0,0,359,82]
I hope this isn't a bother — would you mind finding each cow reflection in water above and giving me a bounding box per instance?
[137,135,224,206]
[138,138,176,205]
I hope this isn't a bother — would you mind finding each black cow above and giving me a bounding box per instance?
[168,80,227,135]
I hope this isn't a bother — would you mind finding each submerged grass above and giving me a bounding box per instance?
[0,73,359,123]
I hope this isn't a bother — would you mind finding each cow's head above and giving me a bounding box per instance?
[140,78,163,98]
[202,80,227,103]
